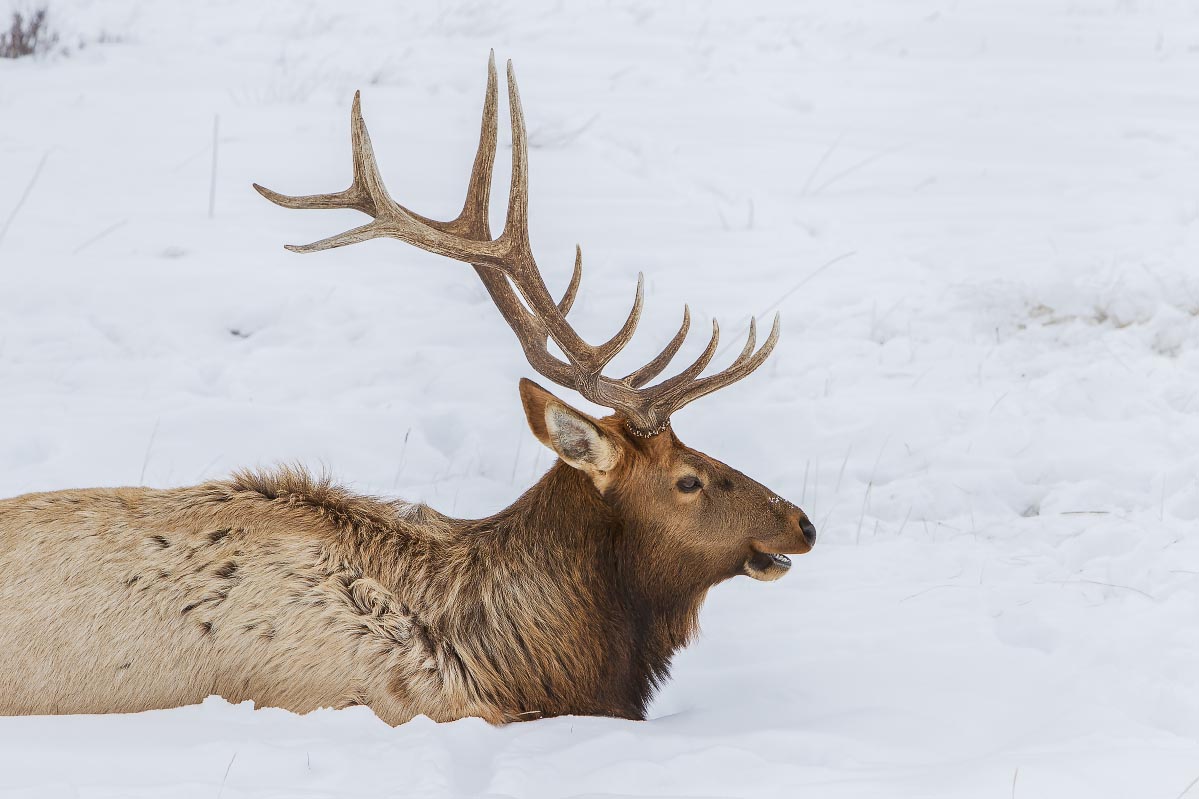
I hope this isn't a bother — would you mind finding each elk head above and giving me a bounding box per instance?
[254,53,815,584]
[519,379,813,584]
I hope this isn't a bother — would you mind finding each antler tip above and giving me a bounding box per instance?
[252,182,292,208]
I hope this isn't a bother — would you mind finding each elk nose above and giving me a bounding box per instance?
[797,513,817,547]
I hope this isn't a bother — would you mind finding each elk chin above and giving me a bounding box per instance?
[742,549,792,581]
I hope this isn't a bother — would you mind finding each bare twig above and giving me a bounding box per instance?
[716,250,855,359]
[1161,475,1166,522]
[834,446,852,496]
[73,220,128,255]
[216,751,238,799]
[1174,770,1199,799]
[0,10,58,58]
[855,482,872,545]
[812,456,819,518]
[799,134,842,197]
[819,500,839,539]
[0,151,50,248]
[1050,578,1154,601]
[195,453,225,481]
[139,419,160,485]
[810,145,903,196]
[800,458,810,506]
[392,427,412,489]
[856,438,889,544]
[900,584,966,603]
[510,433,523,484]
[208,115,220,218]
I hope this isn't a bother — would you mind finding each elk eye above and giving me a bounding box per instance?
[676,476,703,493]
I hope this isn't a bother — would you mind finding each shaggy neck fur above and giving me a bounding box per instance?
[219,462,712,721]
[481,462,709,718]
[350,461,710,721]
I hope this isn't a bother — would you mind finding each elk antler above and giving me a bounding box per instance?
[254,53,779,436]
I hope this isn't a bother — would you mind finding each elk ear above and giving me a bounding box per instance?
[519,378,621,478]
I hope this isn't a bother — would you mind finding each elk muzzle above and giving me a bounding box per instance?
[742,505,816,582]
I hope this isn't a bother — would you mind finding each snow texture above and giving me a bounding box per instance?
[2,0,1199,796]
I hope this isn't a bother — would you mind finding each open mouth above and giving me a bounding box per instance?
[743,549,793,582]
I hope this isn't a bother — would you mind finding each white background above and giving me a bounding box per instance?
[1,1,1198,796]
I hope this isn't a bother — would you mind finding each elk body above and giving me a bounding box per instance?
[0,56,815,724]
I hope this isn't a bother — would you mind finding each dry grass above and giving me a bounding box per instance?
[0,8,58,59]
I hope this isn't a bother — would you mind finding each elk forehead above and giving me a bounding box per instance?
[628,430,774,495]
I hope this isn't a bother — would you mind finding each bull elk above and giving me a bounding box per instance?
[0,55,815,724]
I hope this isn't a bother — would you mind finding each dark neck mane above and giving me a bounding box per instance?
[452,462,708,720]
[220,464,710,720]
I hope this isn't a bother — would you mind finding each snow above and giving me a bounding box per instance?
[2,0,1199,796]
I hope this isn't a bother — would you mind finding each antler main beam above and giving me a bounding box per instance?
[254,53,779,435]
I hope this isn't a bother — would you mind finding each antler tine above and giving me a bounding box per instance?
[501,60,532,260]
[348,92,400,219]
[659,313,781,413]
[253,92,394,220]
[281,222,393,254]
[495,61,599,363]
[557,246,583,314]
[623,305,692,388]
[728,316,758,369]
[594,272,645,366]
[252,182,360,213]
[451,51,499,240]
[646,319,721,398]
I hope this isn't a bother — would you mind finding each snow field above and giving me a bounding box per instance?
[2,0,1199,796]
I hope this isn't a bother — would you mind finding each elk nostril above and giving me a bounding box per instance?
[799,516,817,546]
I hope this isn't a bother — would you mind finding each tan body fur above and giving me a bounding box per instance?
[0,472,483,723]
[0,463,670,723]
